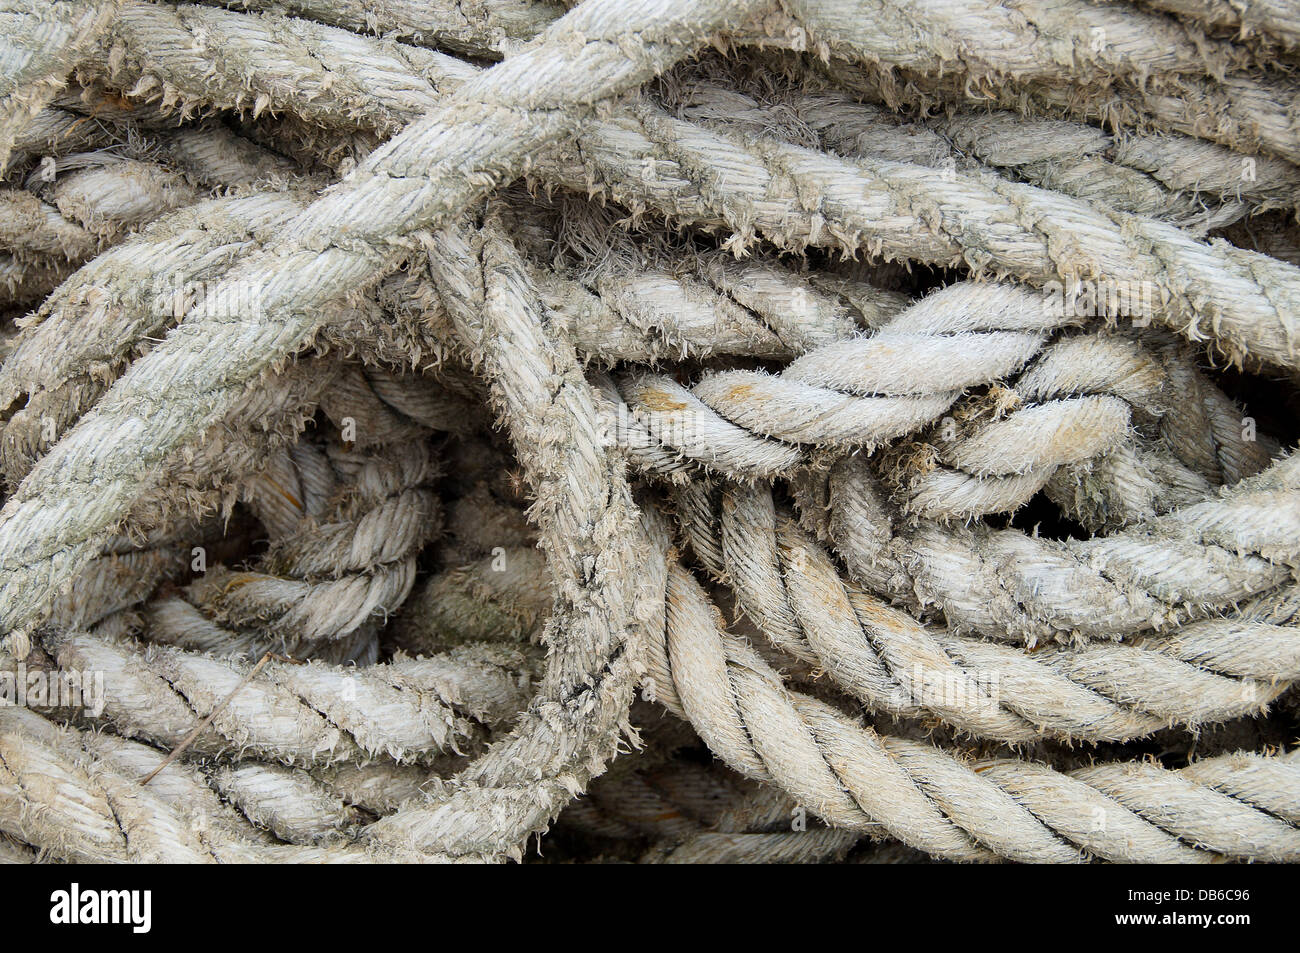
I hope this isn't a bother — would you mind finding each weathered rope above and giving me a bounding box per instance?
[0,182,891,477]
[792,452,1300,644]
[0,191,309,486]
[1128,0,1300,50]
[0,703,449,861]
[42,628,536,764]
[3,0,1298,867]
[85,3,1300,369]
[692,481,1299,741]
[893,330,1274,520]
[0,0,756,645]
[353,208,652,861]
[791,1,1300,164]
[389,547,551,656]
[668,68,1289,231]
[614,282,1074,478]
[195,0,565,57]
[383,214,905,366]
[0,0,117,170]
[641,522,1300,862]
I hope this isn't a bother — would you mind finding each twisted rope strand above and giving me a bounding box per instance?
[45,628,536,764]
[0,0,758,643]
[87,2,1300,368]
[358,210,653,860]
[786,0,1300,163]
[669,73,1280,231]
[707,482,1297,741]
[899,331,1274,519]
[0,0,118,170]
[1130,0,1300,50]
[613,282,1074,478]
[642,544,1300,862]
[803,452,1300,644]
[196,0,566,57]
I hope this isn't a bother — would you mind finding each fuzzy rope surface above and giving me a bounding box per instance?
[0,0,762,645]
[2,0,1298,867]
[640,526,1300,862]
[86,3,1300,369]
[796,452,1300,644]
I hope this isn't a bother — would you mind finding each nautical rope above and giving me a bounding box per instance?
[0,0,755,643]
[698,481,1299,740]
[0,0,117,170]
[795,452,1300,644]
[86,3,1300,368]
[2,0,1299,867]
[43,628,536,764]
[640,521,1300,862]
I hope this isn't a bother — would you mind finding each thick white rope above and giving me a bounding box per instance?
[41,629,536,763]
[86,3,1300,369]
[614,282,1073,478]
[0,0,760,646]
[711,481,1298,741]
[640,524,1300,862]
[795,452,1300,644]
[0,0,117,170]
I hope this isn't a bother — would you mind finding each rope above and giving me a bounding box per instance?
[895,330,1272,519]
[431,480,1299,742]
[614,282,1073,478]
[669,68,1288,231]
[640,524,1300,862]
[87,2,1300,368]
[795,452,1300,644]
[1131,0,1300,50]
[197,0,566,57]
[42,628,536,763]
[791,0,1300,163]
[1,0,1298,866]
[0,703,446,861]
[0,0,755,644]
[354,208,651,861]
[0,0,117,170]
[704,481,1299,741]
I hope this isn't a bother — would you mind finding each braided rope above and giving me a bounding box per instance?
[614,282,1073,478]
[898,331,1273,519]
[669,71,1287,231]
[788,0,1300,164]
[0,1,117,170]
[44,628,536,764]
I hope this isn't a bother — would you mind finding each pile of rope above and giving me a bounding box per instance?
[0,0,1298,864]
